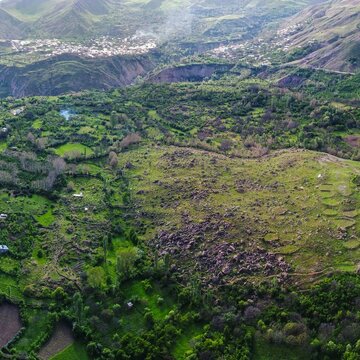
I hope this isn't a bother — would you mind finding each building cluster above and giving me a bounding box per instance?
[10,35,157,59]
[210,38,274,66]
[209,20,312,65]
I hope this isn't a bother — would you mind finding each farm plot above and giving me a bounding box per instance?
[0,303,22,348]
[54,143,94,158]
[38,322,74,360]
[50,342,89,360]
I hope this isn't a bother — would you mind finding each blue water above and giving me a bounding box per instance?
[60,110,73,121]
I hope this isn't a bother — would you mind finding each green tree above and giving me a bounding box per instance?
[116,248,138,283]
[87,266,106,290]
[72,292,84,323]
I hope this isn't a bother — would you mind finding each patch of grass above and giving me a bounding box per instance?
[0,141,7,152]
[264,233,279,242]
[336,263,357,272]
[32,245,47,265]
[0,256,19,273]
[343,210,358,218]
[117,280,175,335]
[50,342,89,360]
[124,281,174,321]
[77,163,102,175]
[0,273,23,300]
[78,126,94,135]
[323,209,338,216]
[35,209,55,227]
[54,143,93,157]
[334,218,356,229]
[15,310,50,352]
[253,337,309,360]
[319,184,334,192]
[0,194,52,215]
[276,245,299,255]
[320,191,335,199]
[343,240,360,250]
[32,119,42,129]
[148,110,161,120]
[322,198,341,207]
[118,145,360,277]
[172,324,203,360]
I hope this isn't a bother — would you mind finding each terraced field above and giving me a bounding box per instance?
[119,146,360,285]
[54,143,94,158]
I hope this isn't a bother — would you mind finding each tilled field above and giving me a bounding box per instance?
[0,303,22,348]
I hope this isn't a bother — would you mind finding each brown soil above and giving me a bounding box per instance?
[38,321,74,360]
[0,303,22,348]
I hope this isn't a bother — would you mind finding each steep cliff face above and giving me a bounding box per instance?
[148,63,234,83]
[0,53,159,97]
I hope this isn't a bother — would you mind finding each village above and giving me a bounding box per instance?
[208,21,309,65]
[209,38,274,65]
[10,35,158,59]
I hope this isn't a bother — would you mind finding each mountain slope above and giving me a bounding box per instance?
[0,0,111,38]
[32,0,111,37]
[282,0,360,72]
[0,0,325,40]
[73,0,110,15]
[0,8,26,39]
[0,0,66,21]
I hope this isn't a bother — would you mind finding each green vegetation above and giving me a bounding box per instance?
[50,342,89,360]
[54,143,94,158]
[254,337,309,360]
[35,209,55,227]
[0,17,359,357]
